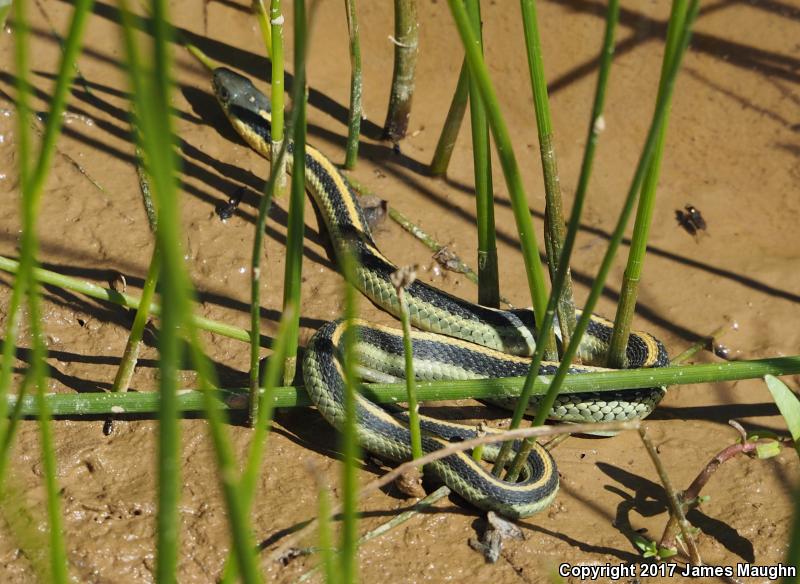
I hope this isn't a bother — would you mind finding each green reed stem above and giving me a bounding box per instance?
[248,197,274,425]
[6,0,95,579]
[124,2,265,578]
[505,0,700,481]
[465,0,499,308]
[0,270,25,449]
[339,251,360,584]
[383,0,418,141]
[118,0,185,578]
[184,329,263,584]
[236,305,294,560]
[251,0,273,59]
[246,51,306,423]
[224,319,294,582]
[430,60,468,177]
[446,0,555,355]
[0,478,55,581]
[343,0,362,169]
[317,480,339,584]
[281,0,307,385]
[112,246,160,393]
[10,355,800,416]
[220,308,294,583]
[519,0,577,349]
[0,255,266,346]
[248,90,295,424]
[29,332,66,583]
[0,80,31,479]
[269,0,287,198]
[396,283,422,461]
[491,0,621,478]
[169,332,258,583]
[0,369,33,485]
[607,0,688,368]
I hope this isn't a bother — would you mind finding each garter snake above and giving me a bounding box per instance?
[212,67,669,518]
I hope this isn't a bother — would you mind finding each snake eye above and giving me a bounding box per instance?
[218,87,230,103]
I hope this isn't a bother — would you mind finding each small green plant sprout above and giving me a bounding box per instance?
[634,536,679,560]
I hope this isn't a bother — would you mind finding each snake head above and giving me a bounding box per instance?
[212,67,272,120]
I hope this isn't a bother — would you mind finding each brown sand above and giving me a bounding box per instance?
[0,0,799,582]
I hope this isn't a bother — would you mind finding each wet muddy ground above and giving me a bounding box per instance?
[0,0,799,582]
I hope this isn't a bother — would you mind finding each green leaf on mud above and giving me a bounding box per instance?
[764,374,800,456]
[755,441,782,460]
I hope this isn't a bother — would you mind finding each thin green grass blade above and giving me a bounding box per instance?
[0,473,52,581]
[317,480,339,584]
[183,331,264,584]
[111,247,160,392]
[0,373,34,481]
[220,307,294,584]
[121,1,264,579]
[446,0,554,354]
[28,314,68,582]
[343,0,362,169]
[0,247,26,454]
[25,0,93,200]
[248,100,288,424]
[395,281,422,461]
[5,0,96,579]
[0,0,94,434]
[430,59,468,177]
[607,0,689,368]
[245,310,295,496]
[519,0,577,347]
[251,0,273,59]
[492,0,621,477]
[117,0,185,578]
[0,255,266,346]
[281,0,308,385]
[339,250,360,584]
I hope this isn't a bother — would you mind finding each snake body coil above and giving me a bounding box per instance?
[213,68,669,518]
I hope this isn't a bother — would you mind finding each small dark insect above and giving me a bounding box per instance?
[684,204,707,231]
[675,209,697,236]
[675,203,708,237]
[216,186,246,221]
[713,343,731,360]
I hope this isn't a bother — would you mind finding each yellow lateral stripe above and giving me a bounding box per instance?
[308,147,368,234]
